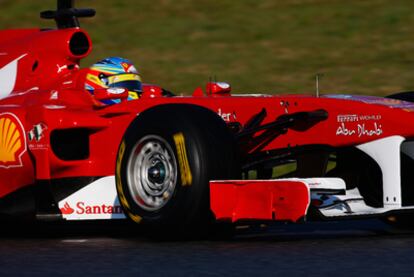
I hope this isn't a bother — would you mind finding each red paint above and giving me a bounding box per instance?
[1,7,414,220]
[210,180,310,222]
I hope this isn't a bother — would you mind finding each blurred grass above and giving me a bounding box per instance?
[1,0,414,95]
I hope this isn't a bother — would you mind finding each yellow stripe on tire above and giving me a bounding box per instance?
[116,140,142,223]
[173,133,193,186]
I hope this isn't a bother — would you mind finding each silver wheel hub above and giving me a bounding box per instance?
[126,135,177,211]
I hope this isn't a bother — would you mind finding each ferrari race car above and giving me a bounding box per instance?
[1,0,414,235]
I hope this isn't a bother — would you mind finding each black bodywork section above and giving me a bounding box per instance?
[51,128,90,161]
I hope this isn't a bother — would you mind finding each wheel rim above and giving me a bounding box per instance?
[126,135,178,211]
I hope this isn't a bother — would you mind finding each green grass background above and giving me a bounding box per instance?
[1,0,413,95]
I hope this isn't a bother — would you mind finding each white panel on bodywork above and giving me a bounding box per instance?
[315,136,414,218]
[357,135,404,207]
[58,176,126,220]
[300,178,345,191]
[0,54,26,99]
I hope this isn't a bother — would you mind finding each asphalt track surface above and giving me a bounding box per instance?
[1,219,414,276]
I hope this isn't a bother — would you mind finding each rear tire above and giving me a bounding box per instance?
[115,104,239,237]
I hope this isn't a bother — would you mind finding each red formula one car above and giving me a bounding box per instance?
[1,0,414,235]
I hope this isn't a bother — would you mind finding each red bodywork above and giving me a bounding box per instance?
[1,26,414,222]
[210,180,310,222]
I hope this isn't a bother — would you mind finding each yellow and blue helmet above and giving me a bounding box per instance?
[85,57,142,104]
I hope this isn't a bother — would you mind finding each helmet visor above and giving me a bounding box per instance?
[107,73,142,93]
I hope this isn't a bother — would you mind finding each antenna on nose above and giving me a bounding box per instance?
[315,73,324,97]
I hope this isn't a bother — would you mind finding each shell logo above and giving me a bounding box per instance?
[0,113,26,168]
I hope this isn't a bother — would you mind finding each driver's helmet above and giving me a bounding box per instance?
[85,57,142,104]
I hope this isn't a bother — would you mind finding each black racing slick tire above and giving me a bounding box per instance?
[115,104,239,236]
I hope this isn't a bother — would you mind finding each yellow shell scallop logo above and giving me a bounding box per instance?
[0,113,26,168]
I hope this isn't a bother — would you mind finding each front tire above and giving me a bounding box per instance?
[116,104,239,236]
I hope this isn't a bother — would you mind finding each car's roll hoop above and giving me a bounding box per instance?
[40,0,96,29]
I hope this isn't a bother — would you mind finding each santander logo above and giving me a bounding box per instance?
[60,202,75,215]
[60,201,124,215]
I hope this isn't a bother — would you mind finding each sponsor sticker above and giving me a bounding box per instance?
[336,114,383,137]
[60,201,124,216]
[28,123,48,150]
[28,123,47,142]
[0,113,26,168]
[58,176,127,221]
[107,88,126,95]
[217,108,236,122]
[50,90,58,100]
[337,114,358,123]
[336,122,383,137]
[336,114,382,123]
